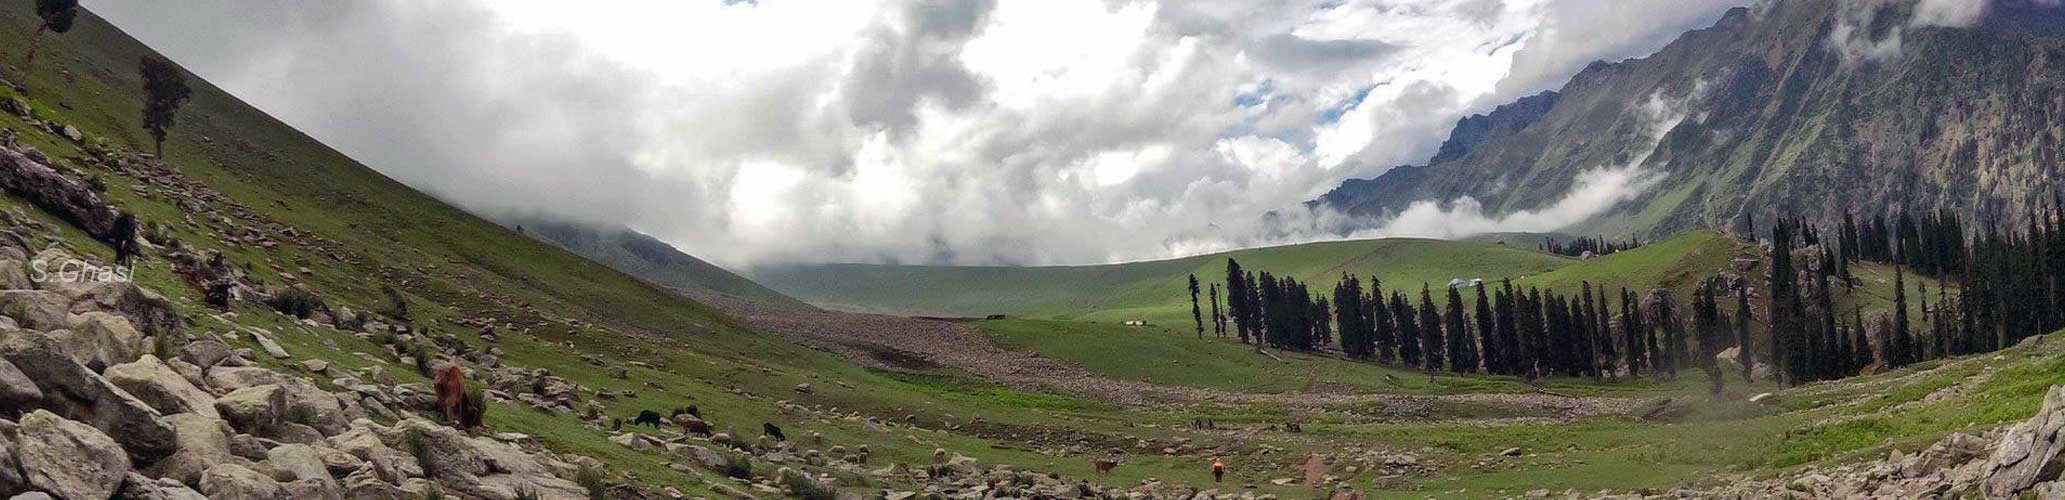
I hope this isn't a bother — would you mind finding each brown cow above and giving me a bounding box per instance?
[1094,458,1119,474]
[434,365,467,425]
[678,417,712,438]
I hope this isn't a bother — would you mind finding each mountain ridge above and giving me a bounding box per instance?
[1314,0,2065,239]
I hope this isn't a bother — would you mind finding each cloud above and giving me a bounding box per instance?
[1335,85,1696,242]
[84,0,1750,268]
[1912,0,1989,27]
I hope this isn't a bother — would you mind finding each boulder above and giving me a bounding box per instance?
[0,359,41,408]
[105,355,220,418]
[376,419,489,480]
[0,259,30,291]
[0,419,24,494]
[214,384,287,433]
[267,444,333,485]
[0,332,176,464]
[143,414,235,485]
[1905,433,1988,478]
[275,379,351,436]
[340,469,406,500]
[177,340,232,370]
[113,473,209,500]
[62,283,184,339]
[64,311,145,369]
[197,464,282,500]
[281,478,342,500]
[206,366,284,393]
[247,329,289,359]
[18,410,129,500]
[0,291,70,332]
[1983,385,2065,497]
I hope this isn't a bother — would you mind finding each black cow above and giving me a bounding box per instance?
[762,422,787,441]
[673,406,701,419]
[633,410,665,429]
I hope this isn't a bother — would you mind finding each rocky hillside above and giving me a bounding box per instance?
[1315,0,2065,239]
[498,217,800,307]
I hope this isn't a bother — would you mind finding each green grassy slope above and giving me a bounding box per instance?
[0,7,1325,497]
[752,238,1570,323]
[0,5,2025,499]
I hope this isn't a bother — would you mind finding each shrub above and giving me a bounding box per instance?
[461,384,486,429]
[267,288,324,319]
[724,453,754,480]
[380,285,412,322]
[405,427,436,479]
[2,302,30,327]
[575,467,606,500]
[777,468,834,500]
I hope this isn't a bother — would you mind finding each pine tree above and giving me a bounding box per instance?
[1190,275,1204,340]
[1419,285,1445,372]
[1735,285,1753,381]
[1767,218,1807,385]
[1225,260,1248,343]
[1373,280,1397,363]
[1890,266,1914,367]
[1210,284,1224,338]
[1475,285,1499,374]
[1588,283,1615,378]
[1445,285,1475,373]
[1393,293,1420,366]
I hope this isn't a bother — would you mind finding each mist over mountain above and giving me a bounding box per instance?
[1315,0,2065,239]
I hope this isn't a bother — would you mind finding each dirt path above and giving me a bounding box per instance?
[691,292,1646,421]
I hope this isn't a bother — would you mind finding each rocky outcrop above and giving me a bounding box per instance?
[0,145,116,240]
[0,332,177,464]
[1983,386,2065,496]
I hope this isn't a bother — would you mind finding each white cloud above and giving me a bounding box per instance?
[84,0,1748,267]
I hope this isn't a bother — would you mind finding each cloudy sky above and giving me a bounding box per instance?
[86,0,1748,267]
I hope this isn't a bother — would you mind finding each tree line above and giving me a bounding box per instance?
[1540,235,1643,258]
[1180,203,2065,391]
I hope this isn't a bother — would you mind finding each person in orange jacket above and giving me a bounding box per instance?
[1212,458,1226,482]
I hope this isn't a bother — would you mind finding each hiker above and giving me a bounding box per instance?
[1212,459,1225,482]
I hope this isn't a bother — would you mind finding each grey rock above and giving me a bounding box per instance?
[105,355,220,418]
[18,410,130,500]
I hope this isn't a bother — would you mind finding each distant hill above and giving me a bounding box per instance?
[751,238,1572,323]
[1315,0,2065,239]
[501,216,801,306]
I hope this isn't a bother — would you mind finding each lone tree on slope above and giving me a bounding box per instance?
[1189,274,1203,339]
[16,0,78,92]
[139,55,192,158]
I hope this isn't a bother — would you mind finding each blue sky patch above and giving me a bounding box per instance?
[1318,85,1374,125]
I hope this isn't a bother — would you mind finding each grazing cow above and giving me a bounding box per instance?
[433,365,467,425]
[678,418,712,438]
[1094,458,1119,474]
[633,410,665,429]
[762,422,787,442]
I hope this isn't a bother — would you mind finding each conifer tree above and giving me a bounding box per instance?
[1475,285,1499,374]
[1394,293,1420,366]
[1419,285,1445,372]
[1890,266,1914,367]
[1190,275,1203,339]
[1445,285,1475,373]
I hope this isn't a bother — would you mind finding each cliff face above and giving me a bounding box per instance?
[1315,0,2065,238]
